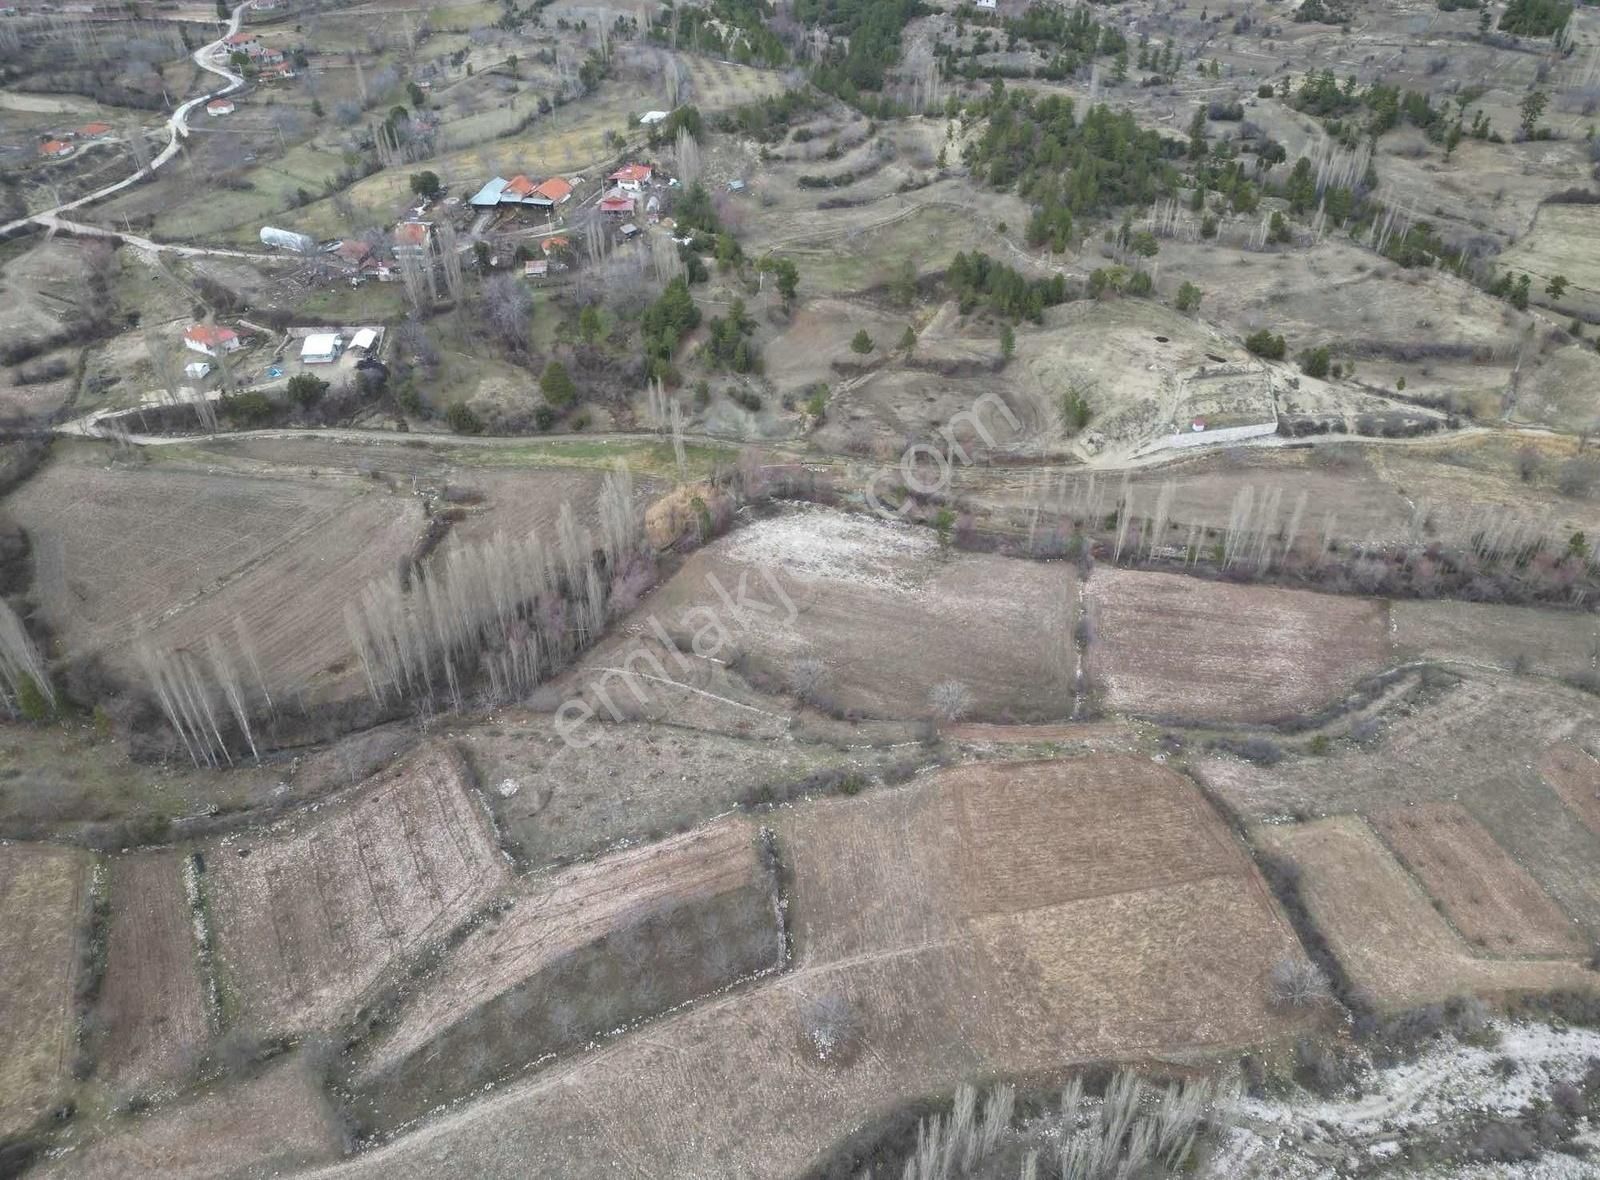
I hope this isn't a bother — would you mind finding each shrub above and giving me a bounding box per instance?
[287,373,328,407]
[445,401,483,434]
[1245,329,1287,359]
[1300,346,1331,378]
[540,360,577,408]
[849,328,875,354]
[1175,280,1203,312]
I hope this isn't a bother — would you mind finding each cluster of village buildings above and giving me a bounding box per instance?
[221,31,296,80]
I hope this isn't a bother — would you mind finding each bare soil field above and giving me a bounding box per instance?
[94,853,210,1093]
[458,712,919,869]
[0,844,89,1139]
[1370,803,1587,959]
[1256,817,1594,1010]
[570,506,1076,723]
[206,748,511,1034]
[4,443,422,701]
[1392,599,1600,680]
[303,755,1306,1178]
[1083,568,1392,723]
[1538,743,1600,840]
[348,819,781,1132]
[1198,673,1600,936]
[34,1055,344,1180]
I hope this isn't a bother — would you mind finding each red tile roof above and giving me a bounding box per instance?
[534,177,572,202]
[609,164,652,183]
[394,222,429,246]
[40,140,73,156]
[77,122,112,137]
[541,236,569,254]
[184,324,238,347]
[503,174,538,198]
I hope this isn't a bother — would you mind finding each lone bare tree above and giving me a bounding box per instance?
[928,679,973,722]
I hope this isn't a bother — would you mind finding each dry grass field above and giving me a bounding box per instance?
[1392,599,1600,680]
[34,1056,344,1180]
[572,506,1076,723]
[458,712,911,869]
[0,844,89,1139]
[1256,817,1594,1010]
[1198,674,1600,936]
[1083,568,1392,723]
[207,748,511,1034]
[95,853,211,1092]
[6,444,422,701]
[1370,803,1588,959]
[350,819,781,1131]
[304,755,1307,1178]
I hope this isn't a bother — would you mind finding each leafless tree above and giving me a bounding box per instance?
[1269,957,1330,1009]
[0,597,53,717]
[437,220,466,306]
[787,656,829,704]
[482,272,532,347]
[798,991,859,1065]
[928,679,973,722]
[674,127,702,185]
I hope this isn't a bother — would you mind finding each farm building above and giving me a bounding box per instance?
[350,328,378,353]
[38,140,74,158]
[300,334,343,364]
[183,324,240,357]
[183,361,212,380]
[608,163,653,193]
[524,259,548,279]
[468,174,569,216]
[534,177,572,204]
[206,98,234,116]
[619,223,642,240]
[639,110,669,126]
[599,188,634,216]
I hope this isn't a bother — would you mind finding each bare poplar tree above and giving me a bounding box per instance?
[674,128,702,185]
[0,598,53,717]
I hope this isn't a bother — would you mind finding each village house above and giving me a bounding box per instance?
[76,122,111,139]
[598,187,634,216]
[608,163,653,193]
[183,324,241,357]
[393,221,431,256]
[38,139,74,158]
[206,98,235,117]
[223,31,260,54]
